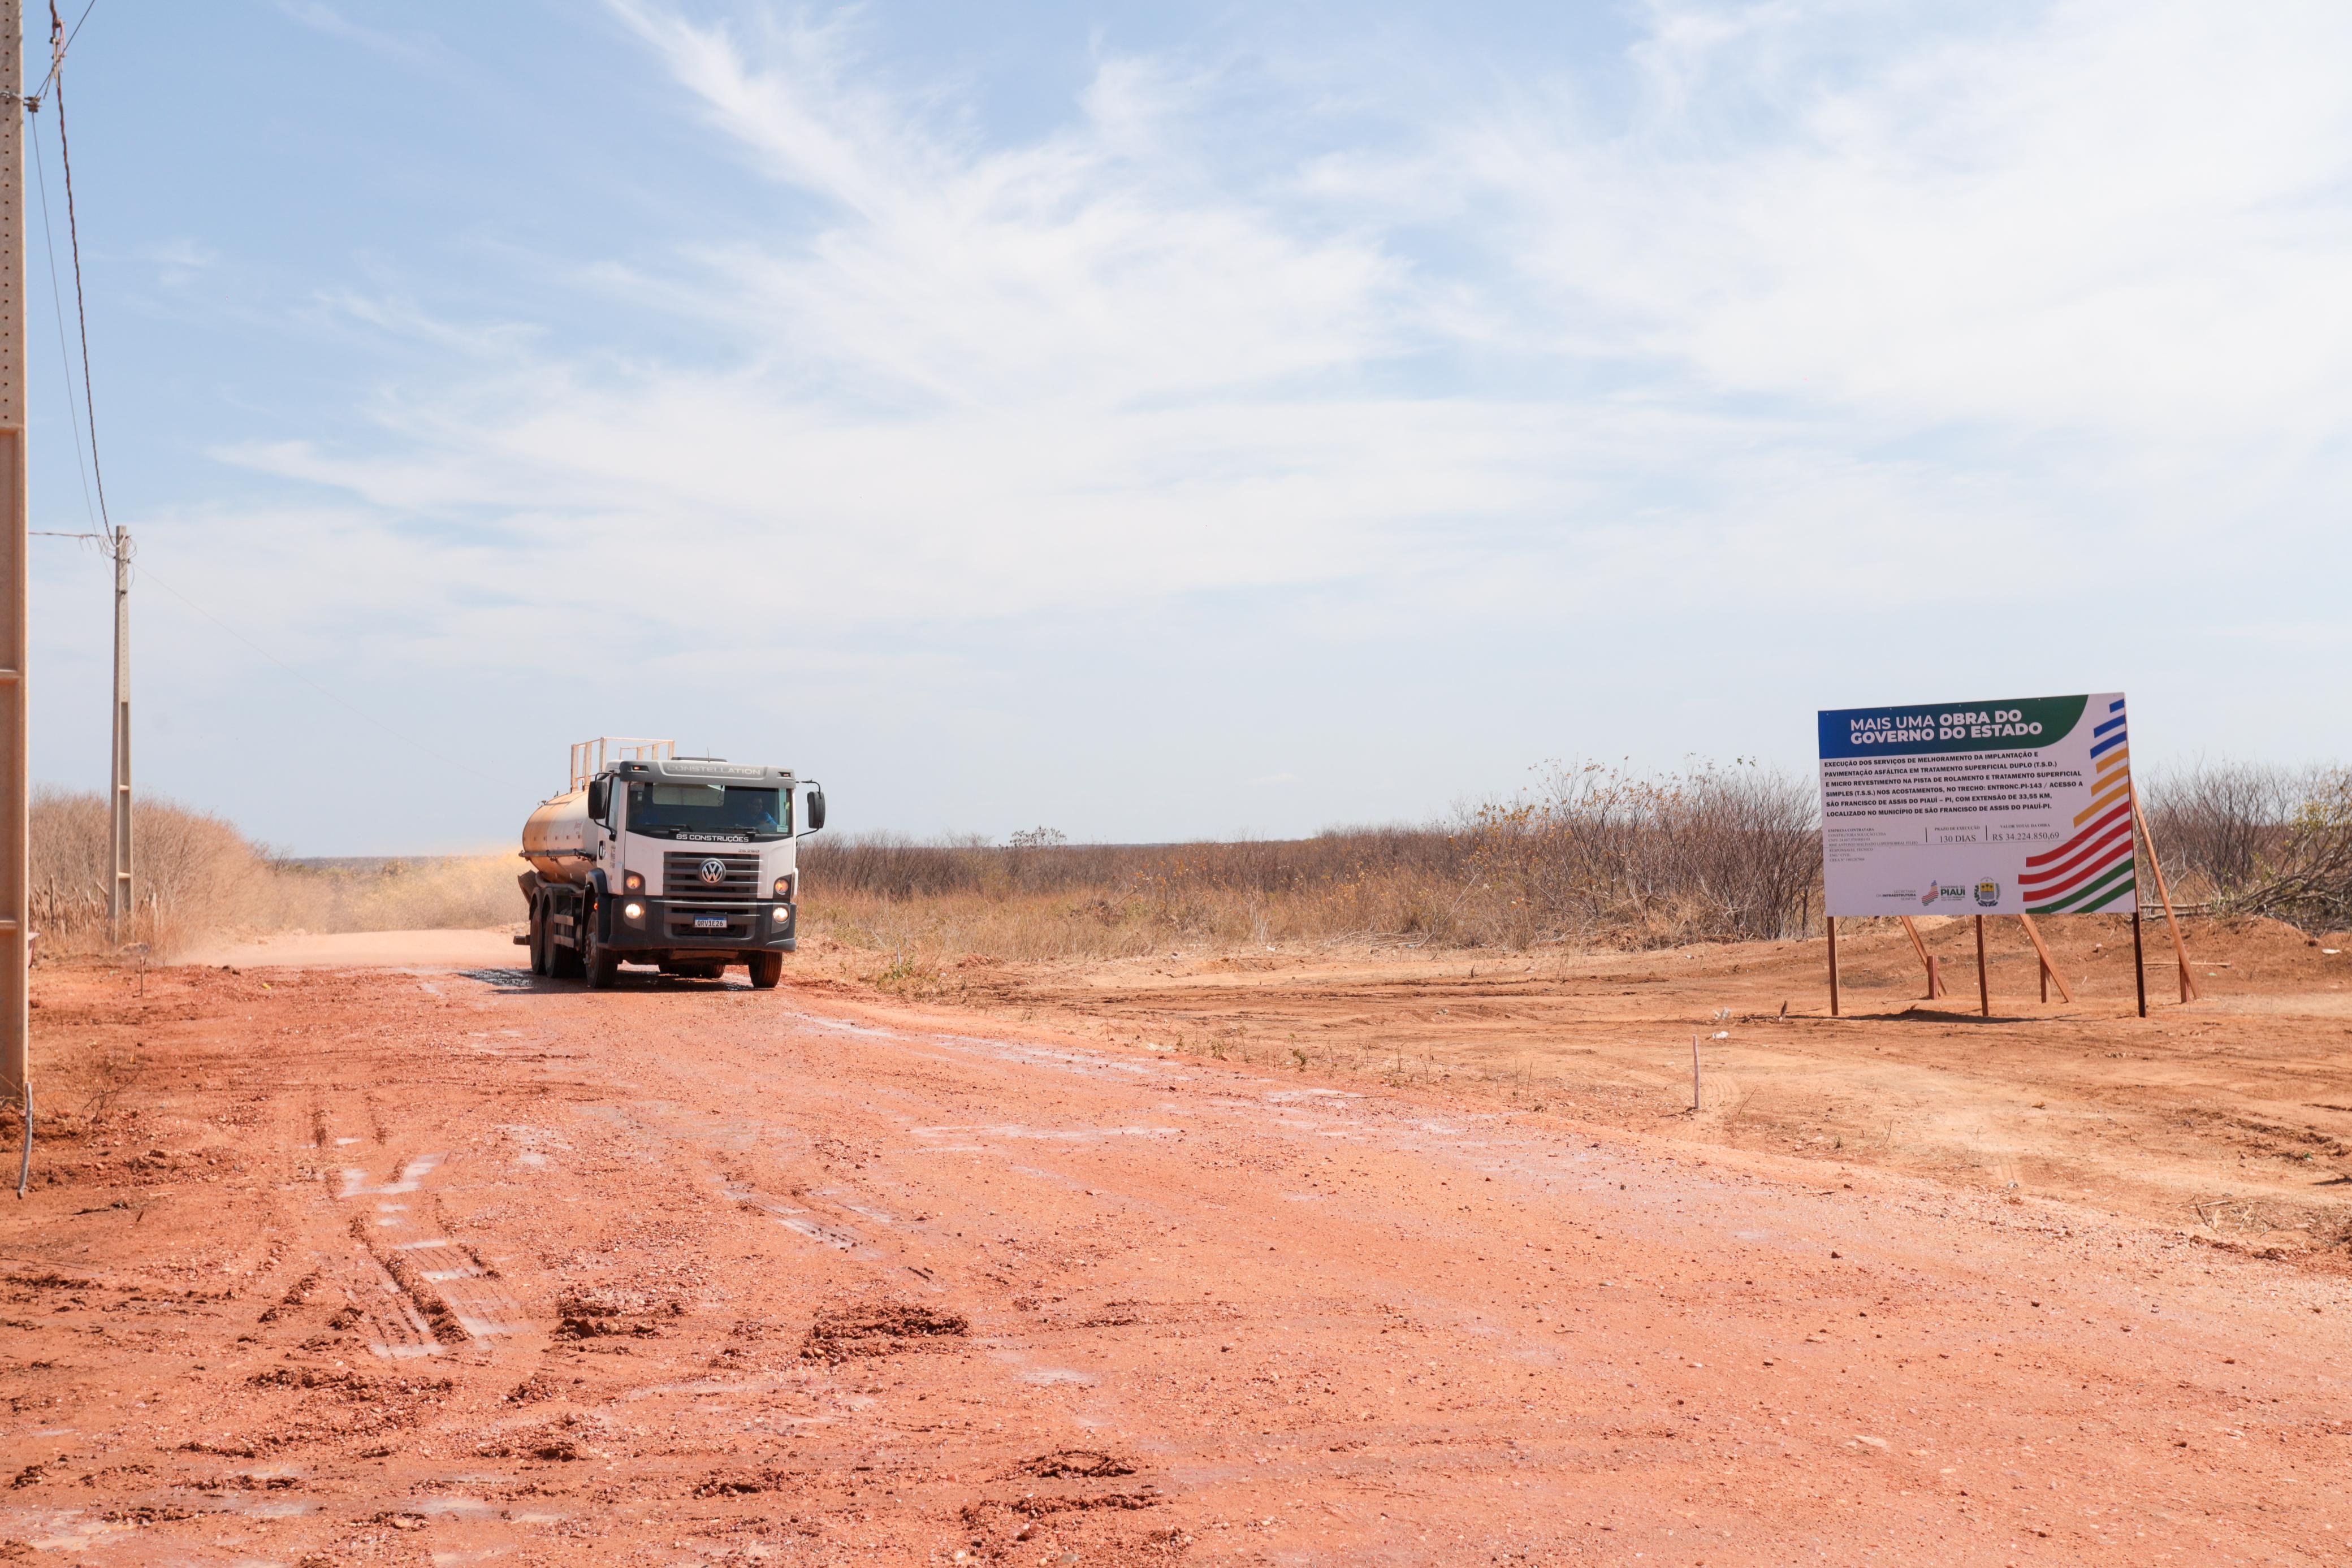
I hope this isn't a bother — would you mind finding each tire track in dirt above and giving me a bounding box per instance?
[336,1149,531,1346]
[578,976,2351,1559]
[5,958,2349,1565]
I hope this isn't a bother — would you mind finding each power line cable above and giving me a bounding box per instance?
[30,0,97,105]
[50,11,113,549]
[24,4,503,802]
[29,106,98,533]
[23,5,504,805]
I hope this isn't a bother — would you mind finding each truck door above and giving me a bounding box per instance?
[585,776,613,878]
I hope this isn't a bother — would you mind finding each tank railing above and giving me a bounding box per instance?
[569,737,677,792]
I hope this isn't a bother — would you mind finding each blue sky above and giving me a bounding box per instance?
[25,0,2352,854]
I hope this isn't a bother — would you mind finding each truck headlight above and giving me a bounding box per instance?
[622,901,645,922]
[624,872,645,893]
[773,873,795,899]
[771,906,790,924]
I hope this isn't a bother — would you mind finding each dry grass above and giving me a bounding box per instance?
[36,753,2343,972]
[803,826,1475,970]
[35,787,275,958]
[808,757,2352,977]
[32,786,517,960]
[802,761,1824,975]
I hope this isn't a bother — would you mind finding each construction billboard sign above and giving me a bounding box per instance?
[1818,692,2135,918]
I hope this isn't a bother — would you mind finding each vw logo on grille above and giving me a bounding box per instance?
[698,857,727,886]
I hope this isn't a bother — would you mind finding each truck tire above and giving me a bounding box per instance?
[581,898,620,990]
[528,898,549,976]
[747,951,784,990]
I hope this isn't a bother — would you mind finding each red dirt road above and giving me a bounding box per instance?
[4,958,2348,1565]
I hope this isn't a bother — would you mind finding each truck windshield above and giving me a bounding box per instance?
[625,783,789,837]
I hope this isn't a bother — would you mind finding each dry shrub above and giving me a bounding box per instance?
[33,787,276,957]
[1465,761,1821,947]
[2145,762,2352,930]
[801,760,1822,963]
[32,786,518,960]
[802,826,1486,963]
[808,755,2352,969]
[49,752,2338,971]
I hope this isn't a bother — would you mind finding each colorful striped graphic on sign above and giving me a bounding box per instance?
[2020,698,2137,912]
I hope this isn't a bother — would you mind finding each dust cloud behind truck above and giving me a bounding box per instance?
[517,738,826,990]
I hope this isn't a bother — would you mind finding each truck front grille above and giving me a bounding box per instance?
[663,851,761,902]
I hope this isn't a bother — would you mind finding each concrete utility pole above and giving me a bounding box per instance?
[107,528,127,938]
[0,0,26,1114]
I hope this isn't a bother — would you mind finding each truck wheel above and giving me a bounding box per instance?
[582,899,620,990]
[747,952,784,989]
[528,898,549,976]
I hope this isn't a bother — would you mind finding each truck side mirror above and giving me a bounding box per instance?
[586,777,609,823]
[803,786,826,834]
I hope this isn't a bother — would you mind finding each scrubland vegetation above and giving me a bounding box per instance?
[31,787,514,959]
[2142,761,2352,932]
[29,759,2351,964]
[802,759,2352,969]
[801,763,1820,964]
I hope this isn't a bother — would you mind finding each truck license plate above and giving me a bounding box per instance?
[694,916,729,931]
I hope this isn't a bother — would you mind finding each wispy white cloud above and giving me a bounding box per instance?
[306,291,546,361]
[278,1,453,72]
[1454,0,2352,438]
[276,1,459,74]
[606,1,1406,410]
[145,237,218,289]
[194,0,2352,747]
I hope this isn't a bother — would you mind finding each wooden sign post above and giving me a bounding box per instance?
[2017,913,2073,1003]
[2129,783,2198,1004]
[1839,904,2168,1017]
[1899,916,1945,999]
[1826,916,1839,1017]
[1973,916,1991,1016]
[2132,909,2147,1017]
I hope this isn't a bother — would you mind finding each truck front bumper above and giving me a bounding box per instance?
[605,898,797,954]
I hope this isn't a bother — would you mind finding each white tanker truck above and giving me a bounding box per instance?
[516,738,825,989]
